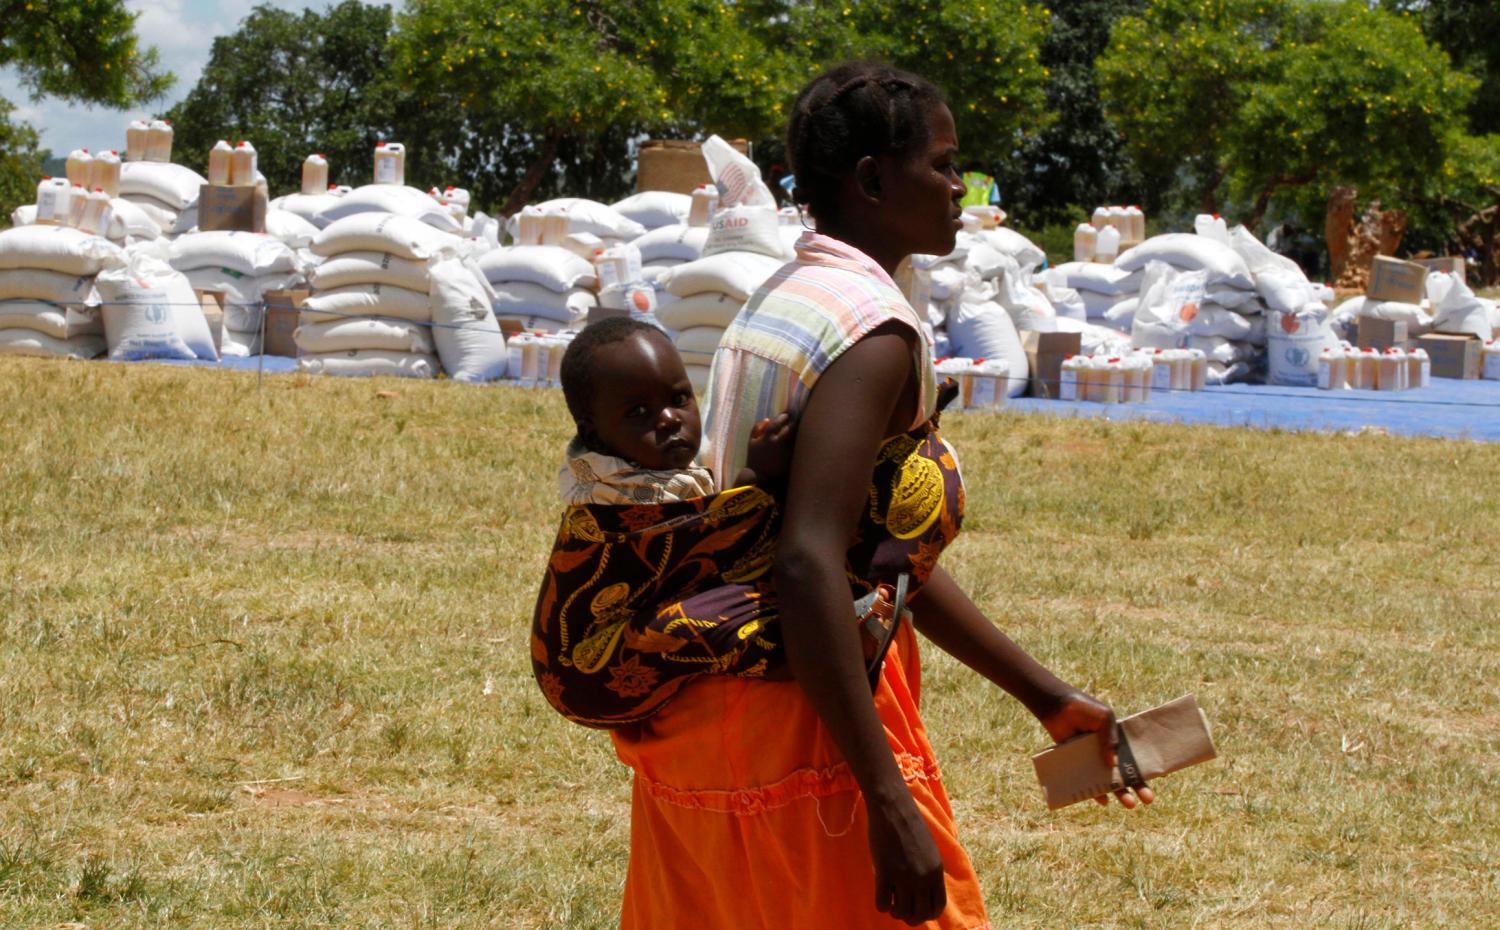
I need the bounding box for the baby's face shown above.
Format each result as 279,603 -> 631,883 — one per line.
585,331 -> 701,470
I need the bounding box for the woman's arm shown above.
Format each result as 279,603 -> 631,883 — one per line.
773,326 -> 947,925
909,565 -> 1153,808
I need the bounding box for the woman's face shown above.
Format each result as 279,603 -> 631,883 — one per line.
882,104 -> 966,259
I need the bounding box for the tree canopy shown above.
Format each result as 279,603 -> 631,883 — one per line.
166,2 -> 427,195
0,0 -> 171,217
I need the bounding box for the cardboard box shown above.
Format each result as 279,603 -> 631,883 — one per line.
587,303 -> 627,326
1417,333 -> 1481,379
1366,255 -> 1426,304
637,138 -> 749,195
1415,256 -> 1466,283
198,184 -> 267,233
1021,330 -> 1082,398
1354,317 -> 1409,351
195,289 -> 225,351
261,288 -> 308,358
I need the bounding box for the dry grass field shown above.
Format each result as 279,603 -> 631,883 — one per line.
1,356 -> 1496,929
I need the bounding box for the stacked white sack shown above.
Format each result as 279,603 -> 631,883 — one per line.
917,226 -> 1038,397
632,224 -> 710,284
646,134 -> 797,391
504,197 -> 646,246
654,209 -> 789,391
94,253 -> 218,361
298,212 -> 459,378
1424,271 -> 1494,342
612,191 -> 692,231
118,161 -> 207,236
7,200 -> 159,247
270,189 -> 345,230
655,249 -> 783,393
0,225 -> 119,359
427,256 -> 508,382
167,231 -> 302,357
1042,262 -> 1142,331
314,184 -> 462,234
476,245 -> 597,333
1118,230 -> 1274,384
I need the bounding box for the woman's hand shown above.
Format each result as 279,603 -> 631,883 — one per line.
1036,690 -> 1156,809
868,792 -> 947,925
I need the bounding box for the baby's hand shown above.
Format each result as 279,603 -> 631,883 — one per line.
745,413 -> 796,483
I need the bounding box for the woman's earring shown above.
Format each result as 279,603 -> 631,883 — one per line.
799,207 -> 815,231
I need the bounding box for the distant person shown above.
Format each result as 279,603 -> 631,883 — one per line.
959,162 -> 1001,209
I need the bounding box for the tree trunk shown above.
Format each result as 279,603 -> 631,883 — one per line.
1326,186 -> 1408,292
500,126 -> 563,219
1456,203 -> 1500,287
1198,167 -> 1224,216
1244,172 -> 1317,233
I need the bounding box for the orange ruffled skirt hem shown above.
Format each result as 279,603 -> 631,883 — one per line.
611,623 -> 990,930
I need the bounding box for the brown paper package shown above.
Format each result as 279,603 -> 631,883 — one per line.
1031,694 -> 1217,810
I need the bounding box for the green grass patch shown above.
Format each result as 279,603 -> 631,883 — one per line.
1,357 -> 1496,929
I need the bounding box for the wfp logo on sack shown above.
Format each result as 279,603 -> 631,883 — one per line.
145,301 -> 168,324
1285,346 -> 1309,367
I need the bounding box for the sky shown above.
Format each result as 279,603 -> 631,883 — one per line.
1,0 -> 374,158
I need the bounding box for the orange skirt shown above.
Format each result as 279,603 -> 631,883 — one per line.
611,622 -> 990,930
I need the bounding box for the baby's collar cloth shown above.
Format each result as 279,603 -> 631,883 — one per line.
559,438 -> 716,506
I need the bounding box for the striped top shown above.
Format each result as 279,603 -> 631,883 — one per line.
701,232 -> 936,480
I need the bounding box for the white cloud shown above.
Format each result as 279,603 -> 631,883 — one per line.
1,0 -> 358,157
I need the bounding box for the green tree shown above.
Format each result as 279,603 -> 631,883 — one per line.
1384,0 -> 1500,136
1098,0 -> 1289,215
1006,0 -> 1146,224
166,2 -> 429,197
1,0 -> 171,218
390,0 -> 1052,215
1099,0 -> 1475,244
1227,1 -> 1475,232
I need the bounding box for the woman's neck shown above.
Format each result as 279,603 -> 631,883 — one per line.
811,215 -> 903,276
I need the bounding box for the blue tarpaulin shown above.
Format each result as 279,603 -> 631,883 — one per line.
118,355 -> 1500,442
1006,379 -> 1500,442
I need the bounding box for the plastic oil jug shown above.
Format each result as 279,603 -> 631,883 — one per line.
207,140 -> 233,185
33,178 -> 70,225
302,154 -> 329,194
373,142 -> 406,185
1073,223 -> 1097,263
145,119 -> 173,162
231,142 -> 257,186
65,149 -> 92,188
125,120 -> 150,162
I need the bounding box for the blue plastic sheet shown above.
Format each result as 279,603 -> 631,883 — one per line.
1006,379 -> 1500,442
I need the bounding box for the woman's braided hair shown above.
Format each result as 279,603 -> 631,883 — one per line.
787,61 -> 946,225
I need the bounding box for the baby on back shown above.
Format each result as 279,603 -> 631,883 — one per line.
558,316 -> 792,505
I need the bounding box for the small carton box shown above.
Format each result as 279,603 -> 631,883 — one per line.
195,289 -> 226,351
1366,255 -> 1427,304
1415,256 -> 1466,283
497,318 -> 525,339
1021,330 -> 1082,399
1354,317 -> 1409,351
1416,333 -> 1481,380
637,138 -> 750,194
261,288 -> 308,358
587,303 -> 627,326
198,184 -> 267,233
